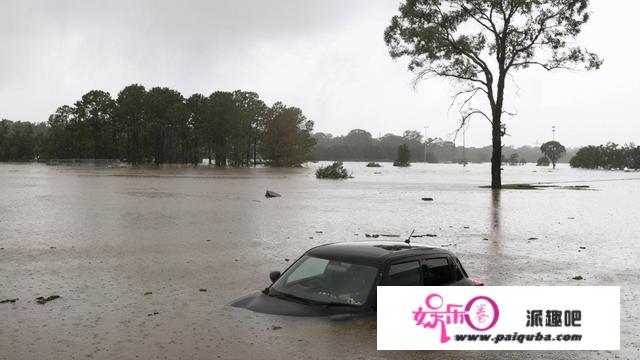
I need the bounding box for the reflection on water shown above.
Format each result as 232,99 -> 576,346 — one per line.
0,162 -> 639,359
485,190 -> 503,285
490,189 -> 501,231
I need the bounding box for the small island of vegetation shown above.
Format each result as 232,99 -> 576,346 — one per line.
316,161 -> 351,179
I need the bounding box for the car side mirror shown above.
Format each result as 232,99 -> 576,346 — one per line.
269,271 -> 281,282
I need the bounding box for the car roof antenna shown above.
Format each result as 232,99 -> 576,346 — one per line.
405,229 -> 415,245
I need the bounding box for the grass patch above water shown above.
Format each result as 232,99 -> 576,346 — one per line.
479,184 -> 593,190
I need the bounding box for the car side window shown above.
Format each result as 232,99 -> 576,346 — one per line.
422,257 -> 454,285
388,261 -> 421,286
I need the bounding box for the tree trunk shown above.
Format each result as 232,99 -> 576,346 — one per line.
490,69 -> 507,189
253,134 -> 258,167
491,120 -> 502,189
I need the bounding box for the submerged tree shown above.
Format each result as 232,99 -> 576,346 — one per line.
74,90 -> 116,159
394,143 -> 411,167
541,140 -> 566,168
385,0 -> 601,188
260,102 -> 316,167
536,156 -> 550,167
115,84 -> 146,164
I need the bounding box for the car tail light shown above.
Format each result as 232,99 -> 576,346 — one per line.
473,279 -> 484,286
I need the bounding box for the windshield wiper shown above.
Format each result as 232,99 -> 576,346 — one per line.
317,301 -> 360,308
270,290 -> 361,307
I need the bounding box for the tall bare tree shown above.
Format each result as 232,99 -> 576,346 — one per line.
385,0 -> 601,188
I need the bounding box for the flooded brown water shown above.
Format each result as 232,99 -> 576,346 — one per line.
1,162 -> 639,359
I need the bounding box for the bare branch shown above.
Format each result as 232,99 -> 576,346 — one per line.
415,68 -> 488,87
448,86 -> 487,111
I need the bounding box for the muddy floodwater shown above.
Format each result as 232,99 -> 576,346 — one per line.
1,162 -> 639,359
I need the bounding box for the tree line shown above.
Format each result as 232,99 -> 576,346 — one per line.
0,85 -> 315,166
312,129 -> 578,164
0,120 -> 47,162
570,143 -> 640,170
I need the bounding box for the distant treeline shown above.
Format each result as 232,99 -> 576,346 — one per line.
0,85 -> 315,166
312,129 -> 578,164
570,143 -> 640,170
0,120 -> 47,162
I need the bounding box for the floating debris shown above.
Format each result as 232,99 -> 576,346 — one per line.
0,298 -> 18,304
528,237 -> 539,241
144,291 -> 152,296
421,197 -> 434,201
365,233 -> 400,238
271,325 -> 282,331
579,246 -> 586,250
199,288 -> 207,292
36,295 -> 60,304
148,311 -> 159,316
265,190 -> 281,198
411,234 -> 437,238
572,276 -> 584,281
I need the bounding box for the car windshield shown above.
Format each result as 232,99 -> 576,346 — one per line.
270,255 -> 378,306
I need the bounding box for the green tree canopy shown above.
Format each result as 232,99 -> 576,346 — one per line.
260,102 -> 315,167
115,84 -> 146,164
540,140 -> 566,168
74,90 -> 116,159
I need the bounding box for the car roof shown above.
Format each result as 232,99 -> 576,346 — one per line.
305,241 -> 455,267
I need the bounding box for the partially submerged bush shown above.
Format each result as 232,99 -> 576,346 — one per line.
366,162 -> 382,167
536,156 -> 550,166
393,161 -> 410,167
316,161 -> 351,179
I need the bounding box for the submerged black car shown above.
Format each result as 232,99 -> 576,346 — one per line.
231,241 -> 483,316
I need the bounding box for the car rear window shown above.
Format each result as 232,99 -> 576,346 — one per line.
422,257 -> 454,285
388,261 -> 421,286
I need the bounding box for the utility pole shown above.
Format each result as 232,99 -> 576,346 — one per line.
462,124 -> 467,167
423,126 -> 429,163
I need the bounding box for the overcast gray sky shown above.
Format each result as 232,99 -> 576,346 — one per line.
1,0 -> 637,147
